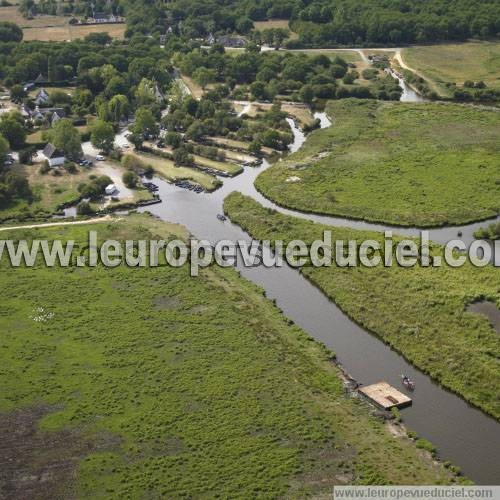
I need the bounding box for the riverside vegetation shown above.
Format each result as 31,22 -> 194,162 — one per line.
0,215 -> 458,497
224,193 -> 500,420
255,99 -> 500,227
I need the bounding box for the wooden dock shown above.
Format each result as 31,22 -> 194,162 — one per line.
358,381 -> 412,410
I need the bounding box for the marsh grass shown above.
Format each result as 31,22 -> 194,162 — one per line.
0,214 -> 456,496
256,99 -> 500,227
224,193 -> 500,420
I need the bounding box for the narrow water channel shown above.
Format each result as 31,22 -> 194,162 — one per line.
139,115 -> 500,484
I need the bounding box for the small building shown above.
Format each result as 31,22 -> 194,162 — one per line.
34,88 -> 50,106
358,381 -> 412,410
105,184 -> 117,195
42,143 -> 65,167
50,108 -> 66,126
23,82 -> 35,93
154,84 -> 165,103
34,73 -> 48,85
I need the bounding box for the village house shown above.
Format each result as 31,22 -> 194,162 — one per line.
34,88 -> 50,106
91,13 -> 123,23
42,143 -> 65,167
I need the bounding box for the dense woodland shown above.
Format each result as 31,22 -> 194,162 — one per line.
122,0 -> 500,46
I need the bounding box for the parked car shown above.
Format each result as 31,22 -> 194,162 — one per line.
96,154 -> 105,161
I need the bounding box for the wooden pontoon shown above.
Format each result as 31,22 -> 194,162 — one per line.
358,381 -> 412,410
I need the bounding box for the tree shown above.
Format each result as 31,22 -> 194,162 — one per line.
0,22 -> 23,43
48,119 -> 82,159
248,140 -> 261,155
84,32 -> 112,45
135,78 -> 157,106
192,68 -> 216,90
299,84 -> 314,104
77,200 -> 93,215
90,119 -> 115,154
0,112 -> 26,150
109,94 -> 130,123
0,133 -> 8,167
122,170 -> 138,188
132,107 -> 158,138
10,84 -> 25,101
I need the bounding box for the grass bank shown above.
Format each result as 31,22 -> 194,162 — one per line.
255,99 -> 500,227
224,193 -> 500,420
0,214 -> 456,496
125,151 -> 221,191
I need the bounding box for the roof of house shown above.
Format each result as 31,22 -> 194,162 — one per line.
43,143 -> 65,159
35,74 -> 48,84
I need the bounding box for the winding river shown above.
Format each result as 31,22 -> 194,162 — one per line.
136,104 -> 500,483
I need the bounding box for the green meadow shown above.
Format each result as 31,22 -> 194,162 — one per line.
224,193 -> 500,420
255,99 -> 500,227
0,215 -> 455,497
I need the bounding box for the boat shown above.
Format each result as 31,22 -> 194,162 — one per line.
401,374 -> 415,391
217,214 -> 227,222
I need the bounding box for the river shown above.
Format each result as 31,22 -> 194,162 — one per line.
136,109 -> 500,483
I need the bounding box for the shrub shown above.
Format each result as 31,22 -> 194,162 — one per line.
39,161 -> 51,175
123,170 -> 138,188
76,201 -> 92,215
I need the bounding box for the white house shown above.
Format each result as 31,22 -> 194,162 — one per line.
42,143 -> 65,167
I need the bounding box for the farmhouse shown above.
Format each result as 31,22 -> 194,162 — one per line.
42,143 -> 65,167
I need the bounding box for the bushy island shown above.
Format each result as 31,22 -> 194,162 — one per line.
255,99 -> 500,227
0,215 -> 459,497
224,193 -> 500,420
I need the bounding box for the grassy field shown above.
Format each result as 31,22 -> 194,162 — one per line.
0,165 -> 88,223
287,49 -> 363,64
23,23 -> 126,42
0,7 -> 126,41
401,42 -> 500,97
192,154 -> 243,175
0,161 -> 152,223
256,99 -> 500,227
253,19 -> 298,40
0,214 -> 457,497
209,136 -> 276,156
125,151 -> 221,191
224,193 -> 500,420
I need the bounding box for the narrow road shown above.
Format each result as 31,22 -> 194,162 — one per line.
0,215 -> 117,232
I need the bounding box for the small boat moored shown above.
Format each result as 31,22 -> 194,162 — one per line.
401,374 -> 415,391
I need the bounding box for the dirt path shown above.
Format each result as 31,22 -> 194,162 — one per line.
0,215 -> 118,232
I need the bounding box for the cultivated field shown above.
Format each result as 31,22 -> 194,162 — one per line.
0,215 -> 455,497
401,42 -> 500,97
256,99 -> 500,227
